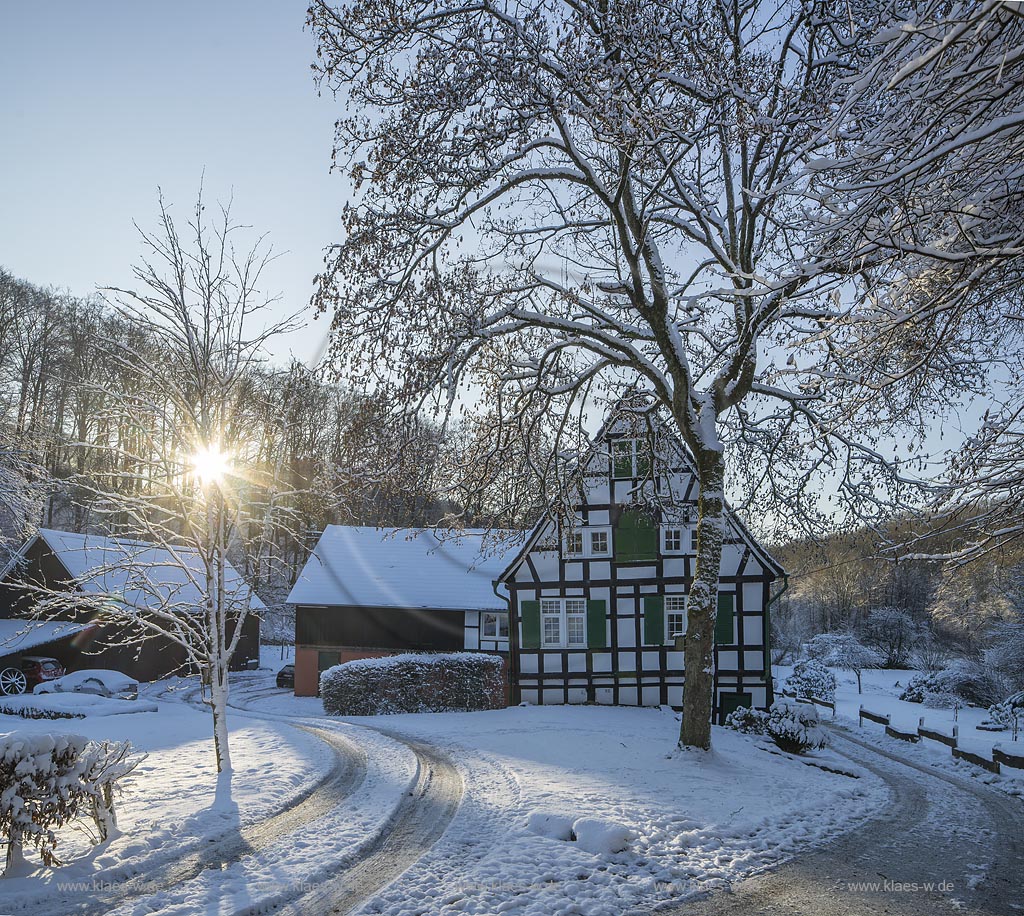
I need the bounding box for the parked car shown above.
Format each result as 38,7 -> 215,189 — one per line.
0,656 -> 65,696
34,668 -> 139,701
276,664 -> 295,689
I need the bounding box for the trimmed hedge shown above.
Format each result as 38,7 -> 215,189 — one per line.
321,652 -> 505,716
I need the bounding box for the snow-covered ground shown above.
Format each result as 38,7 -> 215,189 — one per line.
245,685 -> 887,916
0,677 -> 333,907
776,666 -> 1024,790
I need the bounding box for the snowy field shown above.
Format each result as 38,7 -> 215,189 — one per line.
777,666 -> 1024,790
0,678 -> 334,908
245,685 -> 887,916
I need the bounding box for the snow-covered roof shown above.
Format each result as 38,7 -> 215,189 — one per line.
287,526 -> 517,611
0,619 -> 86,656
23,529 -> 266,614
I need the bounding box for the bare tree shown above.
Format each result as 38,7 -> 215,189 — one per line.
306,0 -> 945,748
819,2 -> 1024,563
35,192 -> 300,785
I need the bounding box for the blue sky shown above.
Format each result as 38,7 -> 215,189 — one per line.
0,0 -> 346,365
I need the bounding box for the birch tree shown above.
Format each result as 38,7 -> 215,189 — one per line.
306,0 -> 941,749
35,192 -> 299,782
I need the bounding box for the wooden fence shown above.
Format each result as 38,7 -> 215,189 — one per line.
855,705 -> 1024,777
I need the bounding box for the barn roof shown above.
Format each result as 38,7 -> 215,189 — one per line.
7,529 -> 266,615
0,619 -> 86,656
287,526 -> 520,611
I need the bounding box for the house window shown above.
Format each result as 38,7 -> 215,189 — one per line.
564,530 -> 584,557
662,526 -> 697,554
482,612 -> 509,639
610,438 -> 652,478
665,595 -> 687,641
662,527 -> 683,554
540,597 -> 587,648
563,525 -> 612,558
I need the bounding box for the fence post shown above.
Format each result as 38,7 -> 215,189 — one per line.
858,705 -> 863,728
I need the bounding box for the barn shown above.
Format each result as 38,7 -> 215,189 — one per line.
287,526 -> 512,696
0,528 -> 262,683
496,411 -> 784,722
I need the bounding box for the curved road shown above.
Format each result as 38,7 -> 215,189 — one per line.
655,728 -> 1024,916
228,680 -> 465,916
14,679 -> 463,916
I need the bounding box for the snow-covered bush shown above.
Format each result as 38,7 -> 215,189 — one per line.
900,660 -> 1004,707
899,671 -> 939,703
724,705 -> 768,735
0,735 -> 141,874
864,607 -> 918,668
803,633 -> 879,693
986,691 -> 1023,738
321,652 -> 505,716
765,702 -> 829,754
782,659 -> 836,702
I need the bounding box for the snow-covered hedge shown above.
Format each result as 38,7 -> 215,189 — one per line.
0,701 -> 82,720
783,660 -> 837,702
900,660 -> 1004,707
766,702 -> 829,754
0,735 -> 141,874
321,652 -> 506,716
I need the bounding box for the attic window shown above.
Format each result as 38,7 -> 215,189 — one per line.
610,438 -> 651,479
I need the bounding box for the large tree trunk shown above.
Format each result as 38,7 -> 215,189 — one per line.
679,448 -> 727,750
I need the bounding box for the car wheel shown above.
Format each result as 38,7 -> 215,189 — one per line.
0,666 -> 28,696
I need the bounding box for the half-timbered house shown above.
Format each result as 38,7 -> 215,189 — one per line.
496,411 -> 784,722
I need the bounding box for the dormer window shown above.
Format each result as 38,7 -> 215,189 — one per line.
611,438 -> 651,479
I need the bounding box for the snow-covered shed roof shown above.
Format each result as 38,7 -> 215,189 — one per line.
287,526 -> 518,611
10,529 -> 265,614
0,619 -> 86,656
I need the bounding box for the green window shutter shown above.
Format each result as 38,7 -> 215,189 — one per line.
521,600 -> 541,649
586,599 -> 607,648
616,509 -> 658,563
644,595 -> 665,645
715,592 -> 735,644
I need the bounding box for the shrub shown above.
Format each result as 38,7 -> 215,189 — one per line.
724,706 -> 768,735
987,691 -> 1024,736
900,660 -> 1004,707
0,735 -> 142,874
321,652 -> 505,716
803,633 -> 879,693
899,671 -> 940,703
783,659 -> 837,702
766,702 -> 829,754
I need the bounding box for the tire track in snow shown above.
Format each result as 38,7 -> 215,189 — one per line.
267,734 -> 464,916
226,680 -> 466,916
649,727 -> 1024,916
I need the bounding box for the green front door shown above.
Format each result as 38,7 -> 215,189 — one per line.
719,691 -> 752,723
